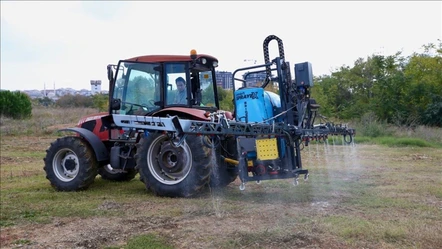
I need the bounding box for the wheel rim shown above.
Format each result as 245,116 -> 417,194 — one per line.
52,148 -> 80,182
103,164 -> 119,174
147,135 -> 192,185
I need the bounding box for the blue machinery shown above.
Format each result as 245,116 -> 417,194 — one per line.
230,35 -> 354,189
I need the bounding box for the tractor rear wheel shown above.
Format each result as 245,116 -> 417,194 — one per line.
44,136 -> 98,191
98,165 -> 137,181
135,132 -> 212,197
210,158 -> 238,188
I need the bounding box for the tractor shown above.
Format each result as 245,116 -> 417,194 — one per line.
43,35 -> 355,197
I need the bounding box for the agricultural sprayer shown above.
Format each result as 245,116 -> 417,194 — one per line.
44,35 -> 355,197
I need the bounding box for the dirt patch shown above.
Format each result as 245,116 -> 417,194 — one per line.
1,205 -> 348,249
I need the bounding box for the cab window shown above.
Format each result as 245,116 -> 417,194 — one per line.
199,71 -> 216,107
165,63 -> 187,105
113,62 -> 161,114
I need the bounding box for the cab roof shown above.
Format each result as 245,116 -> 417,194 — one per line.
124,54 -> 218,63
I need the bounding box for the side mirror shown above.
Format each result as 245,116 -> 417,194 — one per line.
111,98 -> 121,110
107,65 -> 114,81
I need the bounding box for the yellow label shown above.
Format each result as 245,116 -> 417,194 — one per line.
256,138 -> 279,160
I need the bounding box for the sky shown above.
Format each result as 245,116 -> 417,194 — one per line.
1,1 -> 441,91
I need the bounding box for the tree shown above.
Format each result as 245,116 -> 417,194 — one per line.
403,41 -> 442,126
422,94 -> 442,126
312,39 -> 441,127
92,93 -> 109,112
217,87 -> 234,112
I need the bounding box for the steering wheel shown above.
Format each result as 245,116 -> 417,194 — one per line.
148,99 -> 156,106
121,101 -> 151,115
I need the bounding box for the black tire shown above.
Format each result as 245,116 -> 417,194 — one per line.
43,136 -> 98,191
135,132 -> 212,197
210,158 -> 238,188
98,165 -> 137,181
209,137 -> 238,188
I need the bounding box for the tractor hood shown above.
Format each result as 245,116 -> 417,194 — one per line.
77,112 -> 109,127
152,107 -> 211,121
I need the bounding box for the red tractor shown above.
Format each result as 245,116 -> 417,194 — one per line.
44,35 -> 354,197
44,50 -> 239,197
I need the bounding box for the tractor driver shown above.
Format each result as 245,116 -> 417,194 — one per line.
173,77 -> 187,104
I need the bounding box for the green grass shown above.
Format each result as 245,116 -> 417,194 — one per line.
1,108 -> 442,248
106,233 -> 175,249
322,215 -> 408,243
377,136 -> 436,147
339,135 -> 441,148
0,176 -> 147,226
1,141 -> 441,248
11,239 -> 32,247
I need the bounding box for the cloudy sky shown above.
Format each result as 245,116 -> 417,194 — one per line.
1,1 -> 441,91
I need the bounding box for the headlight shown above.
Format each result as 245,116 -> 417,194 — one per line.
213,61 -> 218,67
201,58 -> 207,64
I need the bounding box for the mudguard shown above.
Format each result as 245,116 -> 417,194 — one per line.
59,127 -> 110,162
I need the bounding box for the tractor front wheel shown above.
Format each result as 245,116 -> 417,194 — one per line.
43,136 -> 98,191
136,133 -> 212,197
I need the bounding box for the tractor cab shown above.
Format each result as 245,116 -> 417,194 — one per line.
107,51 -> 220,116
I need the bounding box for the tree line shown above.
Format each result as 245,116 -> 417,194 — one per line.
311,41 -> 441,127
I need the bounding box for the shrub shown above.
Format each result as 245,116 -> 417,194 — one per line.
0,90 -> 32,119
55,94 -> 94,108
357,112 -> 393,138
34,97 -> 55,107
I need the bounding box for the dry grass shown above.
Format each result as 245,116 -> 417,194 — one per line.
394,125 -> 442,144
0,106 -> 98,136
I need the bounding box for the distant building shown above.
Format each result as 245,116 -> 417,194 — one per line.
90,80 -> 102,94
47,91 -> 56,98
25,90 -> 44,99
243,71 -> 268,87
215,71 -> 233,89
80,89 -> 92,96
22,85 -> 102,100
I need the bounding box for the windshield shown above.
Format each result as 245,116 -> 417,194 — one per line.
113,62 -> 161,114
111,60 -> 218,114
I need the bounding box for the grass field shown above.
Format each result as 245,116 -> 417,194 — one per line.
1,107 -> 441,248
